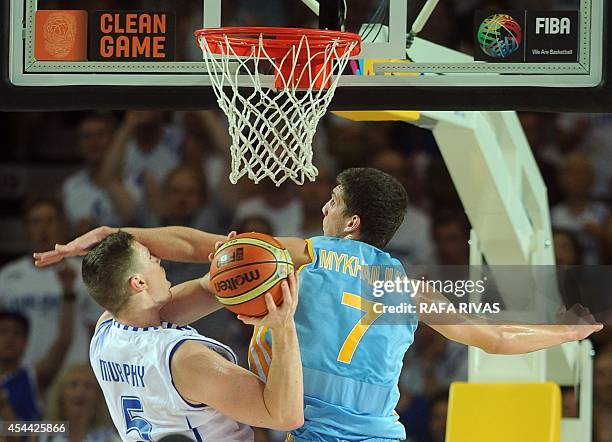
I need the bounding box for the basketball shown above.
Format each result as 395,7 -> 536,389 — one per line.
209,232 -> 294,317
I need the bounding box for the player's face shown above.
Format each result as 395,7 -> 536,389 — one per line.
132,242 -> 172,305
0,319 -> 27,362
322,185 -> 350,237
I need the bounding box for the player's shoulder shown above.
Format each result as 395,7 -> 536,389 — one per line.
170,340 -> 230,375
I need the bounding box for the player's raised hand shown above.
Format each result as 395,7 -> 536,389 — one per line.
208,231 -> 237,261
238,272 -> 299,330
33,226 -> 113,267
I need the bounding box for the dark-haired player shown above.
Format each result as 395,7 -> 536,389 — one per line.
36,167 -> 602,442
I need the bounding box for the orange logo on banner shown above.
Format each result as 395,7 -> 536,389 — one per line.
90,11 -> 176,61
35,10 -> 87,61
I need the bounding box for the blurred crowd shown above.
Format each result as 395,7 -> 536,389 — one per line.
1,107 -> 611,441
2,0 -> 612,441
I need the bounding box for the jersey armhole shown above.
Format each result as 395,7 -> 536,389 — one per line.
168,339 -> 208,409
297,239 -> 315,274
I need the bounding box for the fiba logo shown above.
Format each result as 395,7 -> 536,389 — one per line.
477,14 -> 522,58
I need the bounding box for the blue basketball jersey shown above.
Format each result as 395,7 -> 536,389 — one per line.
248,236 -> 418,441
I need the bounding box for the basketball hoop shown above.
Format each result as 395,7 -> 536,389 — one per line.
195,27 -> 361,185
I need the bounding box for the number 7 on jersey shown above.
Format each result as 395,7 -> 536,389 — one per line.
337,292 -> 384,364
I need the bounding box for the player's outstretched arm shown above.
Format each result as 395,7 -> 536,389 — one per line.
33,226 -> 228,267
277,237 -> 312,269
171,273 -> 304,431
160,274 -> 224,325
416,289 -> 603,354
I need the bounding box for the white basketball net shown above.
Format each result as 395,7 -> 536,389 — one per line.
197,31 -> 357,186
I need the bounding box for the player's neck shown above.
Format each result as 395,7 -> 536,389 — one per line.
114,301 -> 163,328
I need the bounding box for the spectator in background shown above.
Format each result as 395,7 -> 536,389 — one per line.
556,113 -> 612,200
138,166 -> 222,285
0,198 -> 100,365
552,152 -> 609,264
553,228 -> 583,266
140,166 -> 222,232
432,214 -> 470,266
181,111 -> 230,195
593,343 -> 612,442
554,113 -> 591,156
40,364 -> 117,442
325,117 -> 384,169
179,110 -> 243,224
233,180 -> 304,237
62,113 -> 136,236
101,111 -> 183,206
372,148 -> 434,264
0,291 -> 75,422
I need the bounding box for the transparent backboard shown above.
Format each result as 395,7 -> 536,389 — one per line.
1,0 -> 610,111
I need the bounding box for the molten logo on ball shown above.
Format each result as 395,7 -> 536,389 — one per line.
214,270 -> 261,292
477,14 -> 522,58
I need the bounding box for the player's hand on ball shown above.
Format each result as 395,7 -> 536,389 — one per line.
237,272 -> 299,330
33,226 -> 112,267
208,231 -> 237,261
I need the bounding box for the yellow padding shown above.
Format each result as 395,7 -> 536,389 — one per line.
362,59 -> 417,76
332,110 -> 420,122
446,382 -> 561,442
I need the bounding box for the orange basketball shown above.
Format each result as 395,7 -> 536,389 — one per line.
209,232 -> 294,317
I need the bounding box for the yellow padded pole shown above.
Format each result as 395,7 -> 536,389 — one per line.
332,110 -> 420,122
446,382 -> 561,442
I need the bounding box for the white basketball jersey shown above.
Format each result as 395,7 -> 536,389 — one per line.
90,319 -> 254,442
